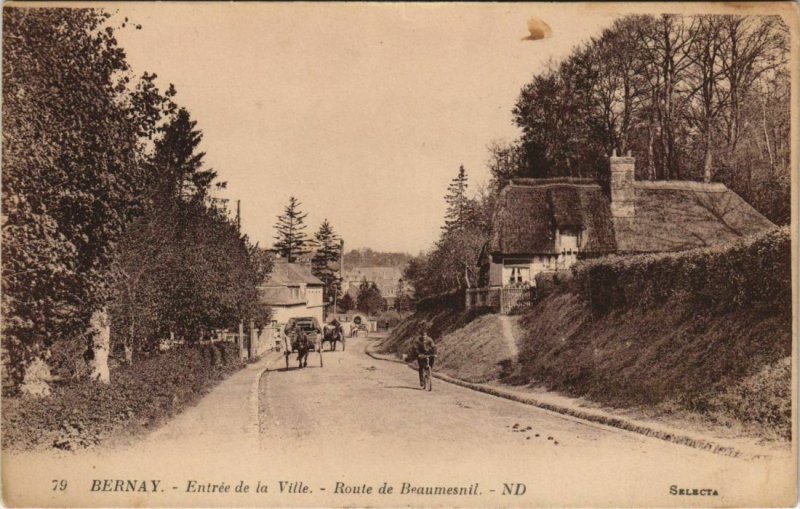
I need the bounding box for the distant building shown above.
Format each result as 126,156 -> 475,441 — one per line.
259,259 -> 324,326
341,266 -> 403,305
482,153 -> 774,288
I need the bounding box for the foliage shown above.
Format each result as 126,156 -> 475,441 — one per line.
570,227 -> 790,317
311,219 -> 342,304
376,310 -> 402,329
1,8 -> 174,387
150,108 -> 219,201
2,342 -> 245,451
713,357 -> 790,439
442,165 -> 478,234
356,280 -> 386,316
109,106 -> 271,358
392,278 -> 412,312
403,165 -> 488,300
505,14 -> 790,224
338,293 -> 355,313
272,196 -> 310,263
2,8 -> 271,392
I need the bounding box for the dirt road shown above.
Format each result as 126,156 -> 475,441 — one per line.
257,336 -> 794,507
3,336 -> 793,507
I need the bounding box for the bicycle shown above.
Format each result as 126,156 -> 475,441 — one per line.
418,354 -> 435,392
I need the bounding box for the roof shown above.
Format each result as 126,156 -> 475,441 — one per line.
258,259 -> 324,307
489,180 -> 616,255
489,179 -> 773,256
258,287 -> 306,306
613,182 -> 774,253
264,259 -> 324,286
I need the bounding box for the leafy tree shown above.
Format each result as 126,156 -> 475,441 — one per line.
401,256 -> 428,303
272,196 -> 309,263
356,280 -> 386,316
311,219 -> 342,303
110,110 -> 271,360
508,13 -> 789,223
338,293 -> 355,313
393,278 -> 412,312
2,8 -> 173,391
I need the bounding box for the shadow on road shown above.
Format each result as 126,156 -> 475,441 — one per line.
384,385 -> 424,391
273,365 -> 323,372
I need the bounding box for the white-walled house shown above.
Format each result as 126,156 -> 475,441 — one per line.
481,154 -> 774,289
259,259 -> 325,327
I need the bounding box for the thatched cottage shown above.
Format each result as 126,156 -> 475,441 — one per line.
483,153 -> 774,288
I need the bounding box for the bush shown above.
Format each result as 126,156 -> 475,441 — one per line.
2,342 -> 244,451
570,227 -> 790,317
377,310 -> 402,329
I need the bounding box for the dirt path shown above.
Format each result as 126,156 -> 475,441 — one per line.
498,315 -> 519,358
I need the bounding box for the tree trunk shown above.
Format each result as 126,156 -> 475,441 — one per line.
647,119 -> 657,180
124,318 -> 135,364
703,128 -> 714,183
86,308 -> 111,384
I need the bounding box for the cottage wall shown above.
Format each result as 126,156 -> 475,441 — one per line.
492,253 -> 580,287
305,286 -> 325,324
269,287 -> 324,328
270,304 -> 308,325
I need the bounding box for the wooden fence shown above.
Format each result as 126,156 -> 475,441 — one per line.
220,322 -> 280,361
465,287 -> 536,314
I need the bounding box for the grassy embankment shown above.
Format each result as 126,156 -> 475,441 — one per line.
381,228 -> 791,440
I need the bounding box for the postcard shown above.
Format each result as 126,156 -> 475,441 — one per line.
1,2 -> 796,507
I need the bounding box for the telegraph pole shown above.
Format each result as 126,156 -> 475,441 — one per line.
332,238 -> 344,314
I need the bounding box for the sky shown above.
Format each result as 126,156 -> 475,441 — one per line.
111,3 -> 616,254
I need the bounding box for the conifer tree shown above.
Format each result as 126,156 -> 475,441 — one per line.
442,165 -> 477,233
272,196 -> 309,263
151,108 -> 218,202
311,219 -> 342,302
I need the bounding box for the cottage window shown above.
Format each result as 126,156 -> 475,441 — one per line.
507,267 -> 529,285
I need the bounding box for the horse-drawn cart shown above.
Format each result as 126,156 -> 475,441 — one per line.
283,317 -> 323,369
321,320 -> 345,351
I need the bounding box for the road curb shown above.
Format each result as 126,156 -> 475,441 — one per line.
248,351 -> 284,445
364,343 -> 759,460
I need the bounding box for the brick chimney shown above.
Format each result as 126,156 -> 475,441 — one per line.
609,150 -> 635,218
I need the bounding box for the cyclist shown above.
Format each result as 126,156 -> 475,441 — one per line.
410,327 -> 437,388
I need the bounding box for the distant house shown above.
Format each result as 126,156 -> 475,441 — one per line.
325,310 -> 378,335
341,266 -> 402,306
259,259 -> 325,326
483,153 -> 774,288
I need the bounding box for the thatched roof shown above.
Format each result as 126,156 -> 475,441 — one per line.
614,182 -> 774,253
489,179 -> 773,256
489,180 -> 616,255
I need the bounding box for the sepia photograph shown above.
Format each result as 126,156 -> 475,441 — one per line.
1,2 -> 797,507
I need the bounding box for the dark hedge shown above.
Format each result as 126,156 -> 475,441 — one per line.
2,342 -> 244,451
571,227 -> 790,317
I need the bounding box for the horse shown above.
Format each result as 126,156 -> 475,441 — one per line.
294,332 -> 312,368
321,321 -> 345,351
